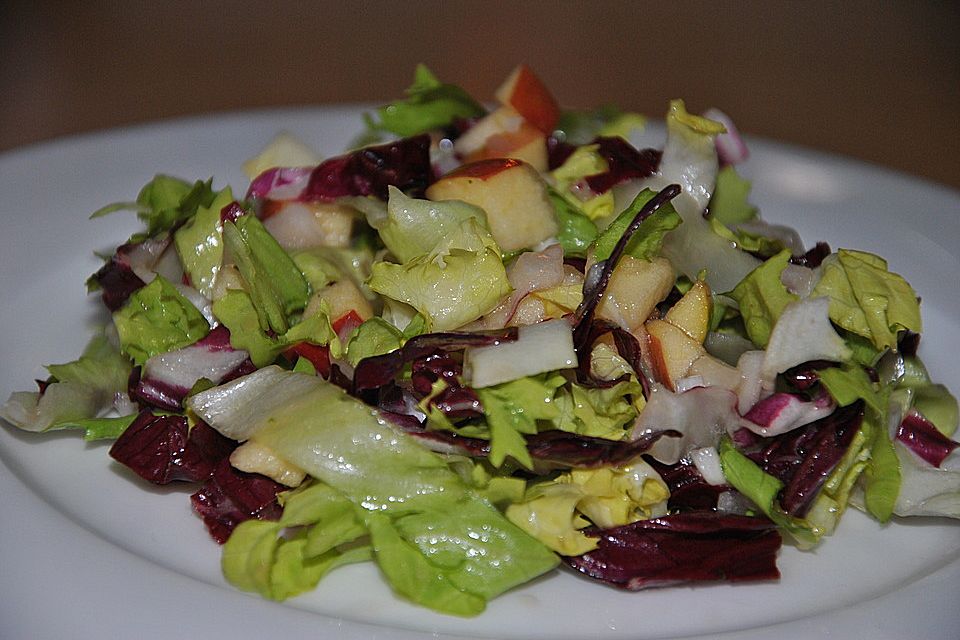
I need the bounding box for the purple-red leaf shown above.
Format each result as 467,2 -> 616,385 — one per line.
896,410 -> 959,468
109,412 -> 236,485
584,137 -> 661,194
190,459 -> 285,544
565,512 -> 781,590
353,328 -> 517,392
247,135 -> 434,204
748,401 -> 864,516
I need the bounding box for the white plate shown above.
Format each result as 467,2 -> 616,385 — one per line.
1,108 -> 958,640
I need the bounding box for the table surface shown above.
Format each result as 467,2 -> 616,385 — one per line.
2,1 -> 957,189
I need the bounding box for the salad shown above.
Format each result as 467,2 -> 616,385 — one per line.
2,64 -> 958,617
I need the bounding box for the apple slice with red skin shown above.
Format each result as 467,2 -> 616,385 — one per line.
495,64 -> 561,134
426,158 -> 558,252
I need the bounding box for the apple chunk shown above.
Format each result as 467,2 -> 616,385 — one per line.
664,279 -> 712,344
426,159 -> 558,252
495,64 -> 561,134
596,256 -> 675,331
645,318 -> 705,391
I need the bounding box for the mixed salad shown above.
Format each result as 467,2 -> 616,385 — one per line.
3,64 -> 959,617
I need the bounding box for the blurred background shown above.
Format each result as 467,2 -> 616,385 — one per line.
2,1 -> 958,188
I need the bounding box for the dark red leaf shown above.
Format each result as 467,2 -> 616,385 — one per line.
565,512 -> 781,590
190,459 -> 285,544
897,410 -> 959,468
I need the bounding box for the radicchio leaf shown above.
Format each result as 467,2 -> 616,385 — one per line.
89,243 -> 148,311
584,137 -> 661,194
353,328 -> 517,392
246,134 -> 434,204
109,412 -> 236,485
896,410 -> 959,468
565,512 -> 781,589
748,401 -> 864,516
190,459 -> 285,544
645,456 -> 727,511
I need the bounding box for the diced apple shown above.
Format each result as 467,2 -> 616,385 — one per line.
664,280 -> 712,344
425,159 -> 558,252
230,440 -> 306,487
305,278 -> 373,322
645,319 -> 705,391
262,201 -> 354,250
494,64 -> 561,134
454,106 -> 525,157
466,122 -> 548,172
242,132 -> 319,180
596,256 -> 675,331
686,353 -> 741,391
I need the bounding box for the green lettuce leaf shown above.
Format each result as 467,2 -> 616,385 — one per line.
592,188 -> 682,262
728,249 -> 798,348
368,65 -> 484,137
812,249 -> 922,350
223,214 -> 310,335
552,378 -> 642,440
213,290 -> 338,368
345,317 -> 404,366
91,175 -> 217,241
718,438 -> 820,548
113,276 -> 209,366
547,186 -> 598,257
475,374 -> 566,469
378,187 -> 490,263
709,165 -> 758,225
173,187 -> 234,298
818,365 -> 900,522
1,332 -> 134,435
196,368 -> 557,614
367,218 -> 511,331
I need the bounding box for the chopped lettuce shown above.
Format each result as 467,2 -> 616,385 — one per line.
728,250 -> 798,348
367,218 -> 511,331
194,368 -> 557,614
367,64 -> 484,137
173,187 -> 234,298
345,317 -> 404,366
818,365 -> 900,522
475,374 -> 566,469
378,187 -> 489,263
812,250 -> 922,350
709,165 -> 758,225
222,214 -> 310,335
112,276 -> 209,366
547,187 -> 599,257
1,332 -> 134,434
213,290 -> 339,368
592,188 -> 682,262
553,378 -> 643,440
91,175 -> 217,241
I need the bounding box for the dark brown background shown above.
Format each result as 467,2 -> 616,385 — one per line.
2,1 -> 958,189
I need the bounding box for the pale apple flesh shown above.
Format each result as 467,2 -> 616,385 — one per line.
664,279 -> 712,343
425,159 -> 558,253
595,256 -> 675,331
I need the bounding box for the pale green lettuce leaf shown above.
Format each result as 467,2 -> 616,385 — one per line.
379,187 -> 490,263
345,317 -> 404,366
475,374 -> 566,469
173,187 -> 234,298
368,64 -> 484,138
213,290 -> 339,368
112,276 -> 209,366
812,249 -> 922,350
368,218 -> 511,331
1,332 -> 134,434
709,165 -> 758,225
592,188 -> 682,262
728,249 -> 798,348
223,214 -> 310,335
